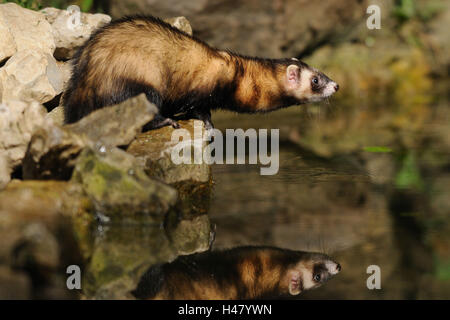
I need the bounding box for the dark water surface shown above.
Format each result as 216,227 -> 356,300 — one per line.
84,89 -> 449,299
208,90 -> 450,299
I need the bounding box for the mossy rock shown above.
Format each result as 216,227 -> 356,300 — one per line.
71,147 -> 178,222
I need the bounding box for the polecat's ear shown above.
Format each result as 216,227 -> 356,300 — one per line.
286,65 -> 300,87
288,270 -> 302,295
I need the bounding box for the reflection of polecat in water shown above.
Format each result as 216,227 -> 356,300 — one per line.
63,15 -> 339,129
132,246 -> 341,300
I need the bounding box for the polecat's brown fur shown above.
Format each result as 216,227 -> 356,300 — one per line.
63,15 -> 339,129
132,246 -> 341,300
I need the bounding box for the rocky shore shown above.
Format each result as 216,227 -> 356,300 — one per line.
0,3 -> 210,299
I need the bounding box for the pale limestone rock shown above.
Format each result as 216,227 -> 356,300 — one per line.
0,100 -> 47,169
0,3 -> 55,58
0,50 -> 63,104
0,152 -> 10,190
56,60 -> 73,91
46,106 -> 65,126
0,16 -> 16,63
41,7 -> 111,60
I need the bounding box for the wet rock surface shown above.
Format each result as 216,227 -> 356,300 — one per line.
128,120 -> 213,217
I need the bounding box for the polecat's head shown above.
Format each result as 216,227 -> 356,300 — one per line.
284,252 -> 341,296
284,58 -> 339,103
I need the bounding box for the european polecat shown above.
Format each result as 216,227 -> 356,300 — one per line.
132,246 -> 341,300
63,15 -> 339,129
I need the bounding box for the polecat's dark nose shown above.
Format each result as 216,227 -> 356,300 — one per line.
336,264 -> 341,272
334,84 -> 339,92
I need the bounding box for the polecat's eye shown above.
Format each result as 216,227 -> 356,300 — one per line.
312,77 -> 319,85
313,274 -> 321,282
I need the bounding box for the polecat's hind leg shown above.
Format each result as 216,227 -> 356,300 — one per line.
142,88 -> 180,131
143,114 -> 180,131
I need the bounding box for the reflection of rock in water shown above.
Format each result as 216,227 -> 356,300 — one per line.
133,246 -> 340,300
0,181 -> 89,299
83,213 -> 213,299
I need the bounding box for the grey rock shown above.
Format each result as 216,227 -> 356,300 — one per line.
67,93 -> 158,148
23,94 -> 157,180
127,120 -> 213,217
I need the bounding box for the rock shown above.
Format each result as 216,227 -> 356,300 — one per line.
67,93 -> 158,148
0,153 -> 10,190
128,120 -> 211,184
57,60 -> 73,91
164,16 -> 193,35
46,106 -> 65,126
0,16 -> 16,64
127,120 -> 212,217
83,224 -> 177,299
109,0 -> 368,57
0,50 -> 63,104
165,213 -> 213,255
13,222 -> 61,271
71,147 -> 178,222
84,215 -> 213,299
0,100 -> 47,170
41,7 -> 111,60
23,94 -> 157,180
0,3 -> 55,60
22,124 -> 85,180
